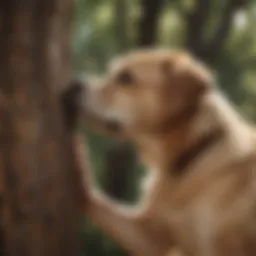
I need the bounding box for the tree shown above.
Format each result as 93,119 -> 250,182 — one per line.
137,0 -> 165,46
185,0 -> 247,65
0,0 -> 85,255
104,143 -> 136,200
114,0 -> 129,53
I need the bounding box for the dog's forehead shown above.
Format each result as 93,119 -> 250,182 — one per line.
109,54 -> 161,77
109,50 -> 192,73
109,57 -> 126,74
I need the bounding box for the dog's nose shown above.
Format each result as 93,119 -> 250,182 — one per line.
61,78 -> 87,129
69,78 -> 87,99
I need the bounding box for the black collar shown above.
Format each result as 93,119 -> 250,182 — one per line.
172,127 -> 225,174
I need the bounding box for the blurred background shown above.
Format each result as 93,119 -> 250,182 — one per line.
71,0 -> 256,255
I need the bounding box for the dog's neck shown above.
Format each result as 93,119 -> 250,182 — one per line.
136,90 -> 254,175
172,127 -> 224,174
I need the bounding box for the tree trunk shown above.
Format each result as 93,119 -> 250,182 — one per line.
114,0 -> 129,53
185,0 -> 247,66
0,0 -> 84,255
104,143 -> 136,201
137,0 -> 164,46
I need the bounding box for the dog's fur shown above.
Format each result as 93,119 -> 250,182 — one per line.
69,49 -> 256,256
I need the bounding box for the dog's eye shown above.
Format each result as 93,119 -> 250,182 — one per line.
116,70 -> 134,86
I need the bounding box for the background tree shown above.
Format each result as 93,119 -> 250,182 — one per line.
185,0 -> 246,65
137,0 -> 165,46
0,0 -> 85,255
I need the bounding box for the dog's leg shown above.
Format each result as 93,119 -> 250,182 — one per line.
73,135 -> 171,256
61,83 -> 172,256
88,191 -> 170,256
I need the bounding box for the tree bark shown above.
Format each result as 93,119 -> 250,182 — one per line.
0,0 -> 84,255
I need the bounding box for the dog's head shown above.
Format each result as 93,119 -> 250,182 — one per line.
78,49 -> 213,138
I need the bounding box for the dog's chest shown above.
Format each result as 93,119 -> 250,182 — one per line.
141,169 -> 159,193
139,170 -> 220,254
171,160 -> 256,255
140,169 -> 174,216
140,158 -> 256,255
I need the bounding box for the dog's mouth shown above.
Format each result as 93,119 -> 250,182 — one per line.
105,120 -> 122,133
63,78 -> 124,134
83,109 -> 123,134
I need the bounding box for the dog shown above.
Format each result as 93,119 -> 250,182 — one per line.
64,49 -> 256,256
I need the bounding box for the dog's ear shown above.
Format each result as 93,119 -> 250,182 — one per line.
162,53 -> 212,106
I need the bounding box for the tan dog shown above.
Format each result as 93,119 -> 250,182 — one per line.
72,49 -> 256,256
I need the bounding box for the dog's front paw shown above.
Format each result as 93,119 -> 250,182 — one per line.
60,79 -> 84,130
